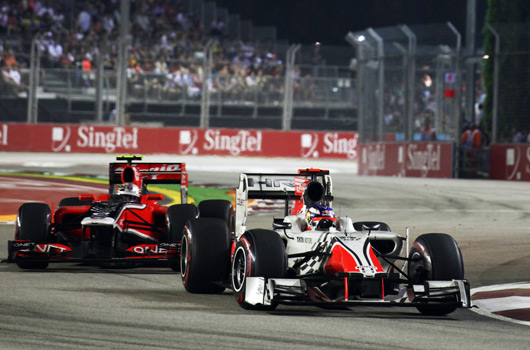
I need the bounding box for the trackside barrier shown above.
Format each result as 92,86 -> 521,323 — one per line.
0,123 -> 358,160
358,142 -> 454,178
489,144 -> 530,181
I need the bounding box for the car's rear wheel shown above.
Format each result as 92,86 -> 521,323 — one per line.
166,204 -> 199,271
180,218 -> 230,293
408,233 -> 464,316
15,203 -> 51,269
232,229 -> 286,310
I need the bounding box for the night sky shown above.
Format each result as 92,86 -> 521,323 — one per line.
213,0 -> 487,47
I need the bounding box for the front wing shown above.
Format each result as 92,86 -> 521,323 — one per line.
6,240 -> 178,264
244,277 -> 471,309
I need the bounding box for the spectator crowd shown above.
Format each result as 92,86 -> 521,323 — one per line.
0,0 -> 327,104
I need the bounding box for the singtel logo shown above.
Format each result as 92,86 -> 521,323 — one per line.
203,129 -> 262,156
77,126 -> 139,152
0,124 -> 7,145
406,144 -> 441,177
323,133 -> 357,159
364,144 -> 385,171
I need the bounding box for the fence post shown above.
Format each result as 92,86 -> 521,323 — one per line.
485,23 -> 499,145
366,28 -> 384,142
200,39 -> 216,128
27,34 -> 41,124
95,42 -> 108,123
115,0 -> 130,126
282,44 -> 301,131
447,22 -> 462,177
400,25 -> 416,142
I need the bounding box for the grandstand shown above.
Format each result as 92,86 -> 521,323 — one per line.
0,0 -> 357,131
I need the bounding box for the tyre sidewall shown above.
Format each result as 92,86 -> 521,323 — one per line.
180,217 -> 229,293
231,229 -> 286,309
15,203 -> 51,269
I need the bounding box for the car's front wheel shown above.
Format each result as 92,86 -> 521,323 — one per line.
232,229 -> 286,310
15,203 -> 51,269
408,233 -> 464,316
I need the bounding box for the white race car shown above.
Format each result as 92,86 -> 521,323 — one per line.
180,169 -> 471,315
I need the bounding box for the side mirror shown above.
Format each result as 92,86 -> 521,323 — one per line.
273,221 -> 292,230
147,194 -> 164,201
79,194 -> 96,202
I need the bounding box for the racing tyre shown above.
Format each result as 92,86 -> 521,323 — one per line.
408,233 -> 464,316
198,199 -> 234,234
180,218 -> 230,293
166,204 -> 199,271
232,229 -> 287,310
15,203 -> 51,269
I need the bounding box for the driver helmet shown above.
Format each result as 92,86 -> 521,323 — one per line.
112,182 -> 141,203
305,204 -> 337,230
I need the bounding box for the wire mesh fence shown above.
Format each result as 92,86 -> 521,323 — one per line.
347,23 -> 462,143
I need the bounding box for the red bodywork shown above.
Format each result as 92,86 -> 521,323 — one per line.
8,157 -> 189,265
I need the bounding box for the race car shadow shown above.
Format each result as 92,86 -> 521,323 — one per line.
269,307 -> 463,321
5,263 -> 178,274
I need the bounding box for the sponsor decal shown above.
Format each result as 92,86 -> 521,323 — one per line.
301,133 -> 319,158
363,144 -> 385,171
294,177 -> 310,195
526,147 -> 530,174
0,124 -> 7,145
204,129 -> 262,156
52,126 -> 71,152
127,244 -> 176,255
323,133 -> 358,159
354,265 -> 380,275
77,126 -> 138,152
179,129 -> 199,155
406,143 -> 441,177
12,241 -> 33,249
34,244 -> 71,254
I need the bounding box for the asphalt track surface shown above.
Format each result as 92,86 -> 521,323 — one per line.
1,153 -> 530,349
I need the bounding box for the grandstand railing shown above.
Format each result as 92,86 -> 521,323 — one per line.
0,67 -> 356,128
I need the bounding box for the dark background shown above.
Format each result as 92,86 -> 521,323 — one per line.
213,0 -> 488,47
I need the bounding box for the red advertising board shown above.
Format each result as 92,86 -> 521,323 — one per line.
490,144 -> 530,181
0,123 -> 358,160
358,142 -> 454,178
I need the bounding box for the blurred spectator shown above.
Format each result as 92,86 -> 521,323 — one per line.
512,128 -> 525,143
3,49 -> 16,68
77,8 -> 91,35
420,115 -> 437,141
461,123 -> 482,148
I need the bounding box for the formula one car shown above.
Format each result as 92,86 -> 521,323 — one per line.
180,169 -> 471,315
7,155 -> 232,270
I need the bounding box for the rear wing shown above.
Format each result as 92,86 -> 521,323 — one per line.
235,169 -> 333,237
109,158 -> 188,204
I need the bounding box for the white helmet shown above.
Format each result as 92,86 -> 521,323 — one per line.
112,183 -> 141,203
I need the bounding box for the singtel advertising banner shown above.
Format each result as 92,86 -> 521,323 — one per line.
0,123 -> 358,160
490,144 -> 530,181
358,142 -> 454,178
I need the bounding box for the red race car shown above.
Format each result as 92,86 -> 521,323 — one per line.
6,155 -> 233,270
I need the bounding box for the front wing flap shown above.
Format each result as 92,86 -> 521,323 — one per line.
244,277 -> 471,309
5,240 -> 178,263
